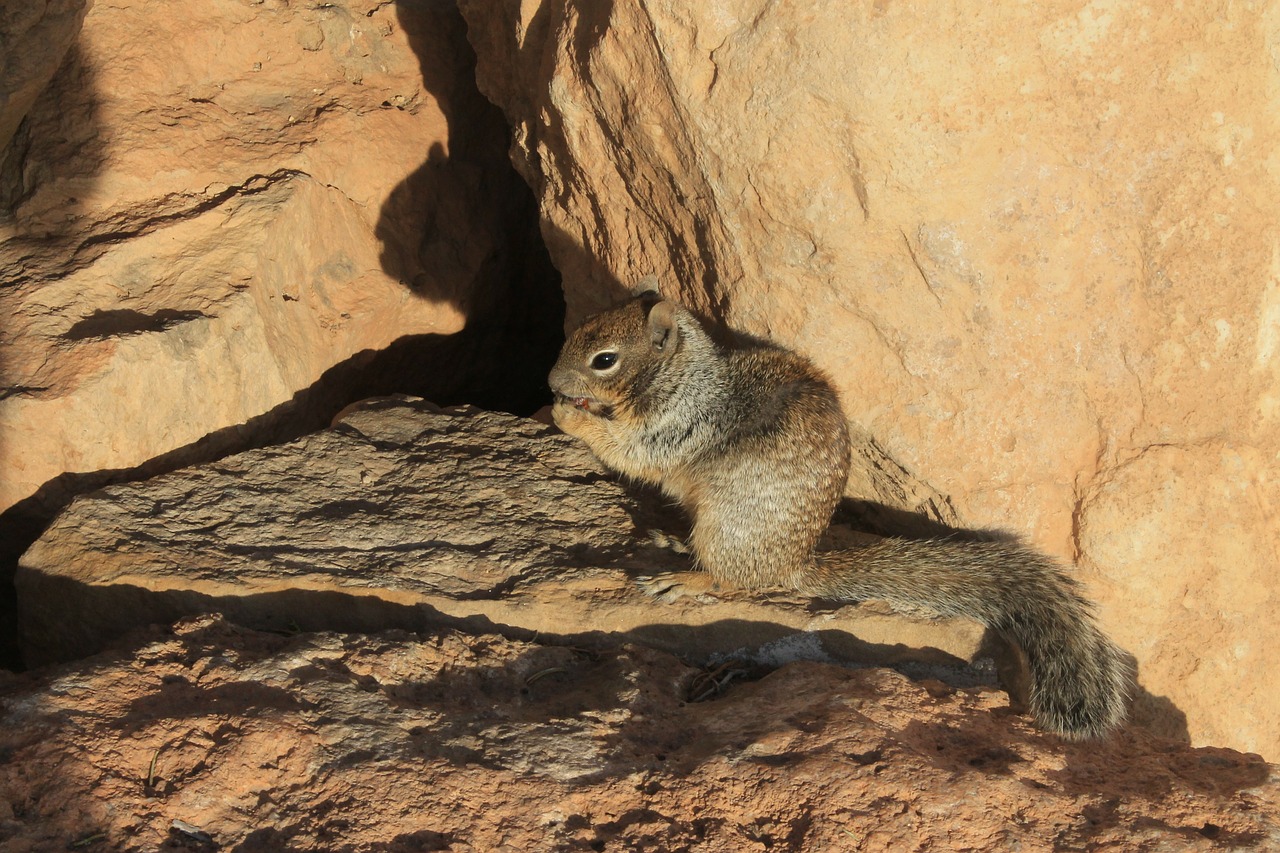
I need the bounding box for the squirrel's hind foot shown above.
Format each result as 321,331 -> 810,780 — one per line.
636,571 -> 718,602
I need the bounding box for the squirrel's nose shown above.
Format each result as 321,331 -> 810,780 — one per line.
547,363 -> 574,394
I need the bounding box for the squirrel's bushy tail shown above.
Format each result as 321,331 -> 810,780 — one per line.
804,538 -> 1131,739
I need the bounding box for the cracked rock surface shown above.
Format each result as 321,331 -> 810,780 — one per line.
18,399 -> 985,675
0,613 -> 1276,851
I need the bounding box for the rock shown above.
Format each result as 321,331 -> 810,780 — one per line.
458,0 -> 1280,758
0,0 -> 88,156
0,0 -> 561,533
0,613 -> 1276,851
17,399 -> 986,682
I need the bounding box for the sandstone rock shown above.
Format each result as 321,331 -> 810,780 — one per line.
17,399 -> 987,684
0,0 -> 88,157
0,613 -> 1276,851
459,0 -> 1280,758
0,0 -> 561,533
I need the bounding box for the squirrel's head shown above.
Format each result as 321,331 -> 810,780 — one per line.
548,290 -> 686,420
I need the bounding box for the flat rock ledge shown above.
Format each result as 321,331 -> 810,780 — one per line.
18,398 -> 985,674
0,615 -> 1275,851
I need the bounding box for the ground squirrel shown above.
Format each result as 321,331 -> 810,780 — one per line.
548,289 -> 1131,739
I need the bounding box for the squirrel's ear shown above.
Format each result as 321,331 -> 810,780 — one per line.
647,300 -> 678,352
631,274 -> 660,298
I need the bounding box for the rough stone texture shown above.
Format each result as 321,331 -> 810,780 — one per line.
1,614 -> 1276,852
459,0 -> 1280,758
0,1 -> 88,157
0,0 -> 560,531
18,399 -> 988,684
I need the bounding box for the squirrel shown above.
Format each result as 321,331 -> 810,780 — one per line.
548,287 -> 1131,739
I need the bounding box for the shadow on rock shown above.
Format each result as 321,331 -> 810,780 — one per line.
2,0 -> 568,674
1,7 -> 103,670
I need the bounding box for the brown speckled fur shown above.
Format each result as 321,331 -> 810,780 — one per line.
549,293 -> 1130,739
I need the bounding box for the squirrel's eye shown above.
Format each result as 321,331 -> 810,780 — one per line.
590,351 -> 618,370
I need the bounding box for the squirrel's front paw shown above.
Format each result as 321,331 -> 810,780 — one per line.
646,531 -> 693,555
636,571 -> 717,603
550,397 -> 586,432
